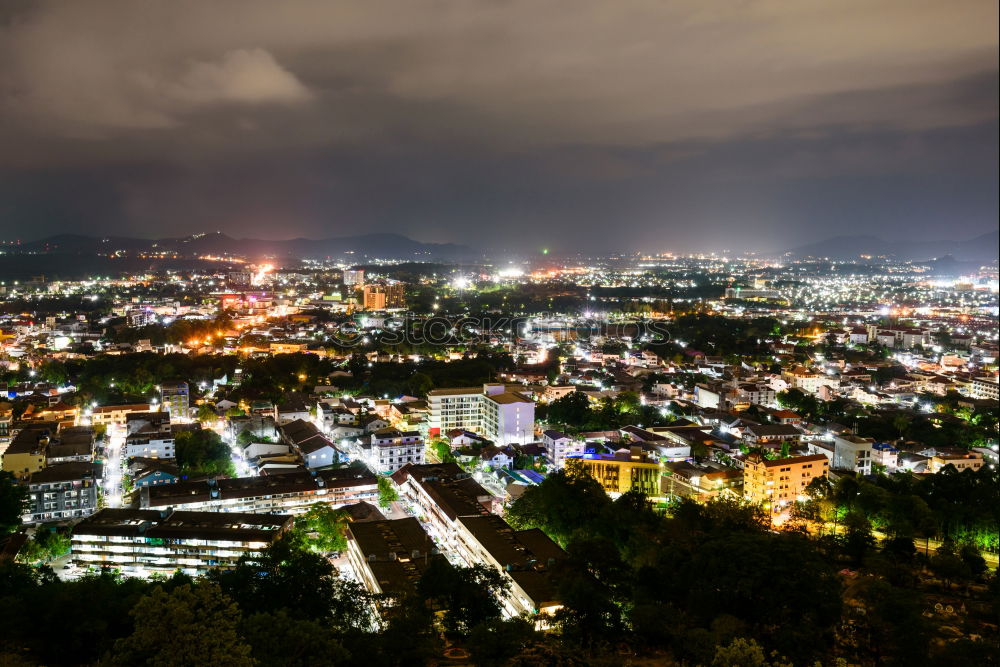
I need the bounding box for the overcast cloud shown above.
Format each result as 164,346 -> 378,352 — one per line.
0,0 -> 996,253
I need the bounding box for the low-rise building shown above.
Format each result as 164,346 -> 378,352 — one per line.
2,422 -> 56,479
139,468 -> 378,514
124,433 -> 175,460
91,403 -> 152,429
454,514 -> 568,618
280,418 -> 342,468
743,452 -> 828,515
71,508 -> 291,576
833,435 -> 874,475
564,446 -> 661,497
347,518 -> 442,601
928,452 -> 985,474
23,461 -> 101,523
742,424 -> 802,446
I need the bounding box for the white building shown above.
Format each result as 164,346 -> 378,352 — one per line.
124,434 -> 175,460
970,376 -> 999,401
833,435 -> 873,475
428,384 -> 535,446
364,428 -> 425,474
541,429 -> 584,466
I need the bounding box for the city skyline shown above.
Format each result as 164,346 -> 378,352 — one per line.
0,1 -> 997,254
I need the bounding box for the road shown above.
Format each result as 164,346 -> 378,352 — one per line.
807,521 -> 999,568
102,424 -> 125,507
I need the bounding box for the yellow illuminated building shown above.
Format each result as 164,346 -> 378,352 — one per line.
743,452 -> 828,515
565,446 -> 661,497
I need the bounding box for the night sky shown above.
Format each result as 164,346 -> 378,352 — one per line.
0,1 -> 996,254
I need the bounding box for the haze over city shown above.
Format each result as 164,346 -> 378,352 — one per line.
0,0 -> 997,254
0,3 -> 997,666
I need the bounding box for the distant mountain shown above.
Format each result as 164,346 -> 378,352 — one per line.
19,232 -> 477,261
782,230 -> 999,264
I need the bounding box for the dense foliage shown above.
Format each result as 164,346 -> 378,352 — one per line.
174,429 -> 235,477
0,538 -> 552,666
506,469 -> 1000,665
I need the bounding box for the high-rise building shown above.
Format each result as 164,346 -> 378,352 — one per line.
343,269 -> 365,286
363,282 -> 405,310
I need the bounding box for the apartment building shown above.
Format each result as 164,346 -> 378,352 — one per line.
160,381 -> 190,420
743,452 -> 828,515
970,376 -> 999,402
71,508 -> 291,576
23,461 -> 101,523
833,435 -> 874,475
541,430 -> 584,467
346,518 -> 441,601
363,428 -> 424,474
362,282 -> 406,310
428,384 -> 534,446
454,514 -> 568,618
389,463 -> 494,548
139,468 -> 378,514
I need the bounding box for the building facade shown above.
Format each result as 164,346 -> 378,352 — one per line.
564,447 -> 661,497
427,384 -> 535,446
23,462 -> 101,523
743,453 -> 828,515
71,508 -> 291,576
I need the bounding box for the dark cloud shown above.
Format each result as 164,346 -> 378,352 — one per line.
0,0 -> 995,252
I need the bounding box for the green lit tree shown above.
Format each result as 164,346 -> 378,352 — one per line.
377,476 -> 398,509
293,503 -> 349,553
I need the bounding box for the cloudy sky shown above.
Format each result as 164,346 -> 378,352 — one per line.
0,0 -> 996,254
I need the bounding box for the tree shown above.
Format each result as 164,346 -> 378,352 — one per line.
546,392 -> 592,429
243,610 -> 350,666
196,403 -> 218,423
551,559 -> 621,649
416,560 -> 509,635
17,527 -> 70,564
293,503 -> 349,553
431,438 -> 456,464
111,582 -> 253,667
174,429 -> 235,477
958,543 -> 987,579
928,544 -> 970,590
506,468 -> 611,547
711,638 -> 792,667
377,476 -> 398,509
0,471 -> 27,535
841,511 -> 876,565
466,616 -> 538,667
407,372 -> 434,396
208,537 -> 371,628
852,579 -> 932,664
